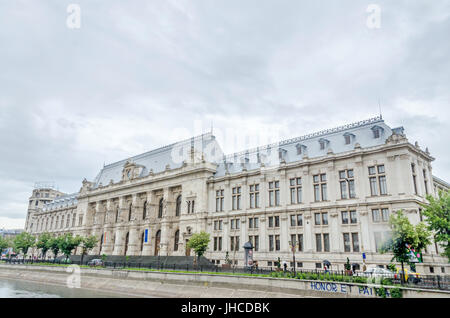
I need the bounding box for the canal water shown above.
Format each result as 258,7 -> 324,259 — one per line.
0,278 -> 129,298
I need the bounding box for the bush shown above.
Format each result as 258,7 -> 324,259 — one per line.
390,287 -> 403,298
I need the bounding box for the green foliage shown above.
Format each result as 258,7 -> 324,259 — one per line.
0,236 -> 12,252
186,231 -> 210,258
375,286 -> 387,298
101,254 -> 107,262
390,287 -> 403,298
344,257 -> 351,270
36,232 -> 52,259
276,257 -> 281,269
13,232 -> 36,258
58,233 -> 82,260
422,190 -> 450,261
48,236 -> 62,260
79,235 -> 97,255
381,210 -> 431,266
387,263 -> 396,272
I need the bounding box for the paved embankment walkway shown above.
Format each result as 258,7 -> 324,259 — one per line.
0,264 -> 448,298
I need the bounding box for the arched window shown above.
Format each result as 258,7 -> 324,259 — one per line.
158,198 -> 163,218
124,232 -> 129,256
143,201 -> 147,220
128,204 -> 132,222
100,234 -> 104,253
174,230 -> 179,251
155,230 -> 161,255
175,195 -> 181,216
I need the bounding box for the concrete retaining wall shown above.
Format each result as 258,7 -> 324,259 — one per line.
0,264 -> 448,298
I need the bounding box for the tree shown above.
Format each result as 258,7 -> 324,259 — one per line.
186,231 -> 210,264
36,232 -> 52,260
59,233 -> 82,262
13,232 -> 36,260
380,210 -> 431,283
422,190 -> 450,261
48,236 -> 62,261
0,236 -> 11,253
79,235 -> 98,265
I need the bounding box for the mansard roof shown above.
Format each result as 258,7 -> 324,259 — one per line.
42,193 -> 78,211
92,132 -> 222,188
214,116 -> 394,177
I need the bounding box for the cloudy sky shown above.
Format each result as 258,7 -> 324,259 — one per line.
0,0 -> 449,229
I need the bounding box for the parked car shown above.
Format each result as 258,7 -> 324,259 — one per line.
87,259 -> 104,267
357,267 -> 394,278
59,258 -> 72,264
394,268 -> 421,283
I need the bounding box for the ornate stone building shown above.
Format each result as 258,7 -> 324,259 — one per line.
25,116 -> 449,273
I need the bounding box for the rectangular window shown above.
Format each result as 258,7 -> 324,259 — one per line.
342,211 -> 349,224
268,216 -> 274,228
298,234 -> 303,252
339,169 -> 355,199
249,184 -> 260,208
352,233 -> 360,252
322,213 -> 328,225
372,209 -> 381,222
313,174 -> 327,201
232,186 -> 241,210
316,234 -> 322,252
268,181 -> 280,206
216,190 -> 224,212
275,235 -> 280,251
412,164 -> 418,195
423,170 -> 429,195
297,214 -> 303,226
254,235 -> 259,251
350,211 -> 357,224
269,235 -> 274,251
214,237 -> 218,251
275,216 -> 280,227
314,213 -> 321,225
290,215 -> 296,227
323,233 -> 330,252
369,165 -> 387,196
343,233 -> 351,252
219,237 -> 222,251
381,208 -> 389,222
289,178 -> 302,204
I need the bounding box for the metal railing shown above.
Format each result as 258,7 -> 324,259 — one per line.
3,258 -> 448,290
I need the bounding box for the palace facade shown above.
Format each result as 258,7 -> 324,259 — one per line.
25,117 -> 449,273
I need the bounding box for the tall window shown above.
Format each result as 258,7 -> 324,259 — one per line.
174,230 -> 179,251
175,195 -> 181,216
115,208 -> 119,223
372,208 -> 389,223
213,237 -> 223,251
411,164 -> 418,195
143,201 -> 148,220
369,165 -> 387,196
290,178 -> 302,204
230,236 -> 239,251
268,181 -> 280,206
158,198 -> 163,218
248,217 -> 259,229
314,212 -> 328,225
60,215 -> 64,228
216,190 -> 224,212
269,235 -> 274,251
230,218 -> 240,230
339,169 -> 355,199
248,235 -> 259,251
232,186 -> 241,210
290,214 -> 303,227
79,216 -> 83,226
249,184 -> 260,208
141,232 -> 145,252
316,233 -> 329,252
214,220 -> 223,231
343,233 -> 359,252
423,169 -> 429,195
313,174 -> 327,201
72,214 -> 76,227
268,216 -> 280,228
290,234 -> 304,251
128,204 -> 132,222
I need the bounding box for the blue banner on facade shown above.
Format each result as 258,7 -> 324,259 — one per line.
145,229 -> 148,243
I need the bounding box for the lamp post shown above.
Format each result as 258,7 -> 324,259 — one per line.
289,239 -> 298,276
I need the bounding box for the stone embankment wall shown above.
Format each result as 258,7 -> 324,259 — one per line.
0,264 -> 448,298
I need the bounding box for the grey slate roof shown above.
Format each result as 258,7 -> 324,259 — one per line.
42,193 -> 78,211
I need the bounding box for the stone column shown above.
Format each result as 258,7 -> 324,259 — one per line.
126,194 -> 140,255
303,210 -> 313,253
329,209 -> 340,253
280,214 -> 289,252
159,188 -> 170,255
359,209 -> 371,253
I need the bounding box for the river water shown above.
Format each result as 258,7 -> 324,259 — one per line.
0,278 -> 128,298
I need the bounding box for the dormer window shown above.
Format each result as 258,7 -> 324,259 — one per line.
371,125 -> 384,139
278,148 -> 287,161
343,132 -> 355,145
319,138 -> 329,150
296,144 -> 307,155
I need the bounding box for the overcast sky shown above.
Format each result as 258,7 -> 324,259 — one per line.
0,1 -> 449,229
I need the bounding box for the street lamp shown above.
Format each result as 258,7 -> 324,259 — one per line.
289,239 -> 298,276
